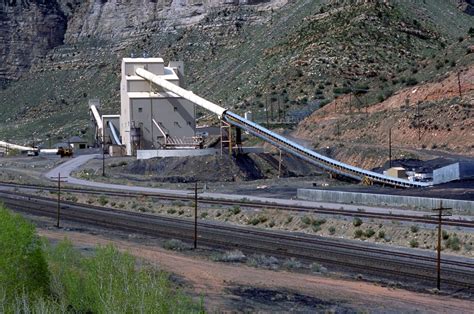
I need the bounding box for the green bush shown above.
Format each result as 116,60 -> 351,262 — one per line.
0,206 -> 50,302
445,234 -> 461,251
354,229 -> 364,238
328,226 -> 336,235
301,216 -> 312,225
410,225 -> 419,233
378,230 -> 385,239
48,241 -> 200,312
409,239 -> 419,248
230,205 -> 241,215
353,217 -> 363,227
98,195 -> 108,206
365,228 -> 375,238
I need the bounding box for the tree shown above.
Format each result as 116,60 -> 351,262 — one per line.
0,205 -> 50,301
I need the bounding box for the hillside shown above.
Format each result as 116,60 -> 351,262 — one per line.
0,0 -> 473,150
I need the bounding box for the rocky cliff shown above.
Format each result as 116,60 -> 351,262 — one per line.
0,1 -> 66,82
0,0 -> 283,84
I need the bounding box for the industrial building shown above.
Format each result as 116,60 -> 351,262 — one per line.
119,58 -> 197,156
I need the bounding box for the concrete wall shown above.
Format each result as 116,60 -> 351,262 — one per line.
137,148 -> 219,159
297,189 -> 474,214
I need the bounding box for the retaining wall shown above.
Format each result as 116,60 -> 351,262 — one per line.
297,189 -> 474,214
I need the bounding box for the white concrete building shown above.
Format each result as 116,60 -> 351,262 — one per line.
120,58 -> 196,155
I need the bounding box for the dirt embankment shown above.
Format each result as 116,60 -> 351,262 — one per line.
293,66 -> 474,168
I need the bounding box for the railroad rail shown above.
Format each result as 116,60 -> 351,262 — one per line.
136,68 -> 431,188
1,181 -> 473,228
2,190 -> 473,290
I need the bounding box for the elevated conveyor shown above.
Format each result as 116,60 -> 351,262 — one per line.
136,68 -> 430,188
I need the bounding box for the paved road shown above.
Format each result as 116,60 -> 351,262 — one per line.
42,154 -> 470,219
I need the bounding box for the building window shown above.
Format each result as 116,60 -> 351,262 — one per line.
187,121 -> 191,126
174,106 -> 177,112
138,107 -> 143,112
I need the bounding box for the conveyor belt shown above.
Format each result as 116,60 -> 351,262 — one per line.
136,68 -> 430,188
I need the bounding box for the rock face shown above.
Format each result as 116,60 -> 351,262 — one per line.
0,0 -> 284,83
0,1 -> 67,82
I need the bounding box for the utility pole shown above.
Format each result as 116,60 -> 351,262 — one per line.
265,95 -> 269,127
102,141 -> 105,177
54,173 -> 68,228
457,71 -> 462,98
431,201 -> 452,291
194,182 -> 198,249
278,149 -> 282,178
389,128 -> 392,168
57,173 -> 61,228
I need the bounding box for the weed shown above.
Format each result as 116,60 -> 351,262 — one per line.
167,208 -> 177,215
409,239 -> 419,248
410,225 -> 419,233
285,216 -> 293,224
178,209 -> 185,215
442,230 -> 449,240
200,212 -> 208,219
329,226 -> 336,235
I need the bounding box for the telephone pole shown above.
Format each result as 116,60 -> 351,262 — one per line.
388,128 -> 392,168
431,201 -> 452,290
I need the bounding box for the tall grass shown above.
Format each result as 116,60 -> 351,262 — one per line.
0,205 -> 204,313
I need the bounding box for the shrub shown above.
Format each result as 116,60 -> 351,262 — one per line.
98,195 -> 108,206
409,239 -> 419,248
167,208 -> 177,214
283,258 -> 302,270
200,212 -> 208,218
354,229 -> 364,238
163,239 -> 188,251
405,77 -> 418,86
378,230 -> 385,239
329,226 -> 336,235
445,234 -> 461,251
410,225 -> 419,233
312,218 -> 326,227
442,230 -> 450,240
0,206 -> 50,302
211,250 -> 246,263
230,205 -> 241,215
301,216 -> 312,225
365,228 -> 375,238
353,217 -> 363,227
47,241 -> 200,312
247,254 -> 279,269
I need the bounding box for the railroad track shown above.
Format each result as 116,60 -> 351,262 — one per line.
1,190 -> 473,290
1,181 -> 473,229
